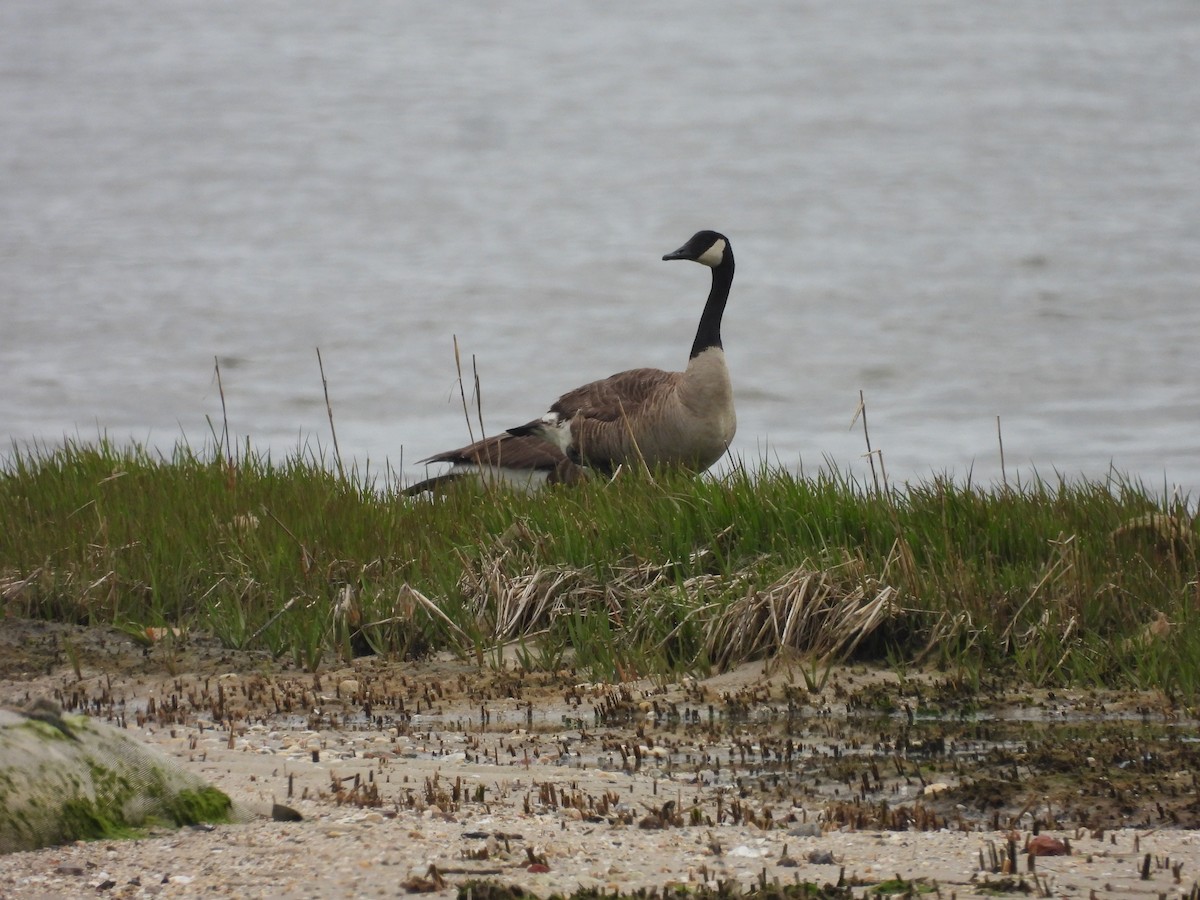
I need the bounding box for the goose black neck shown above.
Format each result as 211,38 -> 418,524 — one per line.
688,254 -> 735,360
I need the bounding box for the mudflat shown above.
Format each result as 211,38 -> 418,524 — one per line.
1,619 -> 1197,898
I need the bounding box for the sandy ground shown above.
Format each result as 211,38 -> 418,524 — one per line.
0,621 -> 1198,899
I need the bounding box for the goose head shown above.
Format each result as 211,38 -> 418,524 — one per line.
663,230 -> 730,268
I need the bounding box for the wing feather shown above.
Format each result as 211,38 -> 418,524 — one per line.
549,368 -> 681,422
419,434 -> 570,470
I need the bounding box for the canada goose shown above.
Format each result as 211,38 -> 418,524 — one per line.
404,433 -> 585,495
507,229 -> 736,474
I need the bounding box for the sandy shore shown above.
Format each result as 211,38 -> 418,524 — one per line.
1,624 -> 1197,899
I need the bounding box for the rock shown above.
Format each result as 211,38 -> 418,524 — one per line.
1027,835 -> 1070,856
788,823 -> 822,837
271,803 -> 304,822
0,701 -> 240,853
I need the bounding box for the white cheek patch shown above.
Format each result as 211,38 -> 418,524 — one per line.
696,239 -> 727,268
539,413 -> 574,454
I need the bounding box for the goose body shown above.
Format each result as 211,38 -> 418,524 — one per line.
509,229 -> 736,474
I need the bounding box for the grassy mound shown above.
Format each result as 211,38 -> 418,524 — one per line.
1,440 -> 1196,693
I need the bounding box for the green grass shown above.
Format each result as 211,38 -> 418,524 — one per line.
1,438 -> 1197,694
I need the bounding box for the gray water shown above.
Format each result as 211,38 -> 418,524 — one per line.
3,2 -> 1198,493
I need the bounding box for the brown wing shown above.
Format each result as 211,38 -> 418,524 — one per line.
419,433 -> 570,470
543,368 -> 684,472
549,367 -> 681,422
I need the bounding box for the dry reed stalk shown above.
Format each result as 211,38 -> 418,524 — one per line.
315,348 -> 344,482
1111,512 -> 1195,557
397,583 -> 474,648
913,608 -> 980,665
460,550 -> 711,643
458,545 -> 902,668
704,566 -> 898,669
460,551 -> 594,639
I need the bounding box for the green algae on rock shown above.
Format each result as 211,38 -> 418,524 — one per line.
0,703 -> 235,853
